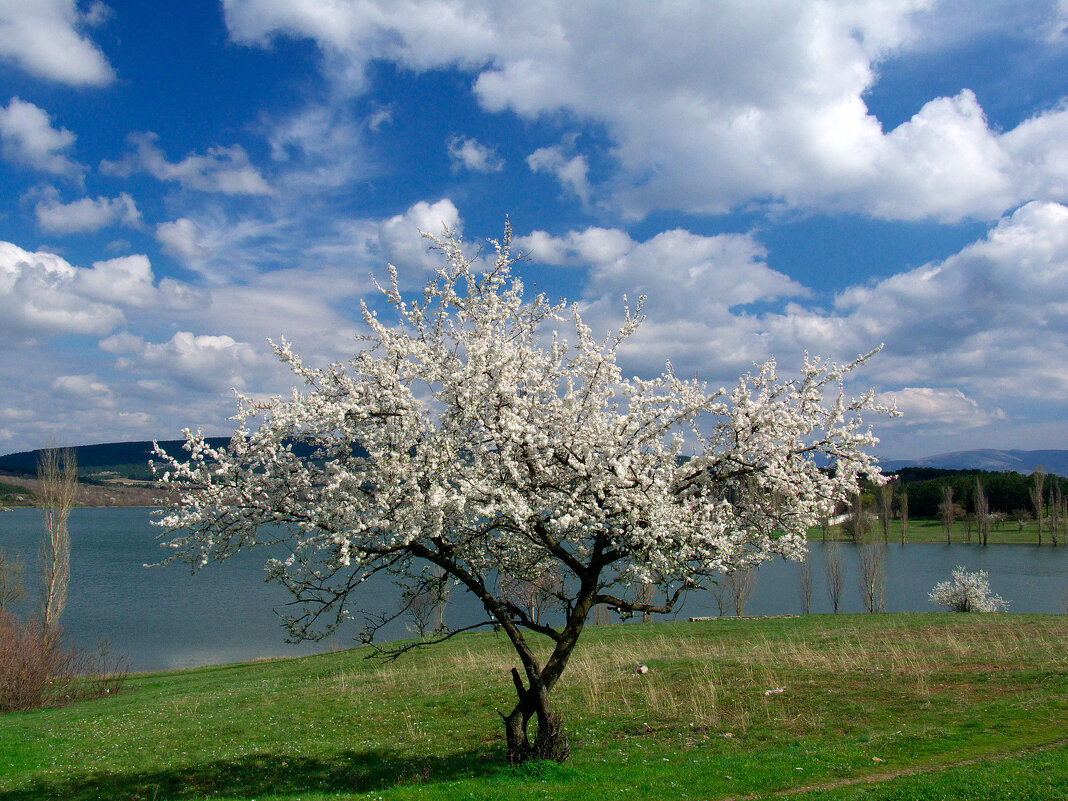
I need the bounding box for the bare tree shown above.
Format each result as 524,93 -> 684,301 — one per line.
499,566 -> 564,627
708,574 -> 731,617
1050,482 -> 1062,547
841,493 -> 873,543
726,568 -> 757,617
877,480 -> 894,544
401,567 -> 453,638
37,448 -> 76,639
939,485 -> 956,544
797,556 -> 813,614
824,542 -> 844,613
898,484 -> 909,545
634,580 -> 654,623
975,477 -> 990,547
857,543 -> 886,613
1031,467 -> 1046,546
0,548 -> 25,615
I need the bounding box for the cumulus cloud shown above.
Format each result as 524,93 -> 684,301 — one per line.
102,132 -> 273,195
0,0 -> 114,86
512,203 -> 1068,448
156,217 -> 209,261
514,224 -> 809,378
0,98 -> 82,178
221,0 -> 1068,222
378,198 -> 461,272
35,191 -> 141,233
515,227 -> 634,266
0,241 -> 204,343
116,331 -> 266,393
447,135 -> 503,172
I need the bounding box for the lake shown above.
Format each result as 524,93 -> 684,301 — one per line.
1,507 -> 1066,672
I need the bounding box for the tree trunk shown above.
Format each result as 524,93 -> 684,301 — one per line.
502,667 -> 569,765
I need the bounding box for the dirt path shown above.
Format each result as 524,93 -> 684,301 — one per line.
721,737 -> 1068,800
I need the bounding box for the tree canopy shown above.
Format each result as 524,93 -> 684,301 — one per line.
154,224 -> 891,762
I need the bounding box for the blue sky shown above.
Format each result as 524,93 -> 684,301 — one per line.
1,0 -> 1067,460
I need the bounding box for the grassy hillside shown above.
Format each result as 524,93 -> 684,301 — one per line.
1,614 -> 1065,800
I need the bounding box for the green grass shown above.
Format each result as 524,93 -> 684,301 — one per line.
812,516 -> 1058,545
1,614 -> 1066,800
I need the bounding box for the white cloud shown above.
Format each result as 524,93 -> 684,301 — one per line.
35,191 -> 141,233
876,387 -> 1003,429
0,241 -> 121,338
0,0 -> 114,86
447,135 -> 503,172
156,218 -> 209,261
102,132 -> 273,195
52,373 -> 115,408
221,0 -> 1068,222
265,104 -> 372,192
0,241 -> 203,343
515,227 -> 633,266
526,145 -> 590,205
367,106 -> 392,131
378,199 -> 461,272
119,331 -> 266,393
73,255 -> 160,308
0,98 -> 82,178
516,224 -> 808,378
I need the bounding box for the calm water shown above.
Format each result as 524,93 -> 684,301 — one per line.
1,507 -> 1066,672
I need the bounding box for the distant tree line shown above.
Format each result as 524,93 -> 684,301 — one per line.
881,467 -> 1067,518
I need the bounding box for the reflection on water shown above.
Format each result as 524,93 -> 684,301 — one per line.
1,507 -> 1065,671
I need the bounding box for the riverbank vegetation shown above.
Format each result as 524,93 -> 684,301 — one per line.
0,614 -> 1065,800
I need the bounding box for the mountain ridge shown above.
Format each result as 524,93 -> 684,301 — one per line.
3,441 -> 1067,480
880,448 -> 1068,476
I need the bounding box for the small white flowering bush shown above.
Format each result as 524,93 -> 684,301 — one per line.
929,566 -> 1009,612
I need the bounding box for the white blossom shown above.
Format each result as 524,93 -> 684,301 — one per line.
153,221 -> 892,762
928,566 -> 1009,612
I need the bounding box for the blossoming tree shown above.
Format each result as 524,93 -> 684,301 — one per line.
154,225 -> 891,763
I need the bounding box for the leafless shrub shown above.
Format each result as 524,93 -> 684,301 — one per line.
0,614 -> 129,712
0,613 -> 76,712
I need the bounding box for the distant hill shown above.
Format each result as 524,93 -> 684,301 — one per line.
0,437 -> 362,483
881,449 -> 1068,476
0,439 -> 232,482
5,441 -> 1066,485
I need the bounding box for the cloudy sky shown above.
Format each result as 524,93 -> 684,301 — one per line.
1,0 -> 1067,460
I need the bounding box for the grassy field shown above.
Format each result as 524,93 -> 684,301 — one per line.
814,516 -> 1060,545
1,613 -> 1066,800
